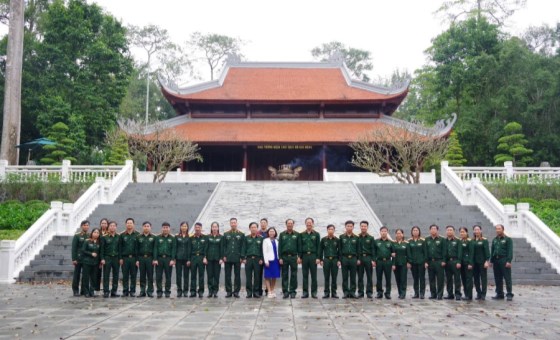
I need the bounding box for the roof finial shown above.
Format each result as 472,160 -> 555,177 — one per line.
328,50 -> 345,66
225,53 -> 241,66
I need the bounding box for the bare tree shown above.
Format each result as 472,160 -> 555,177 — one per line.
436,0 -> 526,26
189,32 -> 244,81
350,125 -> 450,183
0,0 -> 24,165
119,120 -> 202,183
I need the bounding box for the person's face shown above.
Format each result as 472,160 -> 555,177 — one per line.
496,225 -> 504,236
260,220 -> 268,230
143,224 -> 151,234
100,220 -> 107,230
250,224 -> 258,235
82,223 -> 90,233
412,228 -> 420,238
327,227 -> 335,237
162,225 -> 170,235
230,219 -> 238,229
446,228 -> 455,238
345,223 -> 353,234
430,227 -> 438,236
474,227 -> 481,237
380,229 -> 388,239
211,224 -> 219,234
460,229 -> 467,239
360,223 -> 368,234
395,230 -> 403,240
268,229 -> 276,239
109,223 -> 117,234
286,220 -> 294,231
92,229 -> 100,239
180,224 -> 188,234
195,225 -> 202,235
305,219 -> 313,230
126,220 -> 134,230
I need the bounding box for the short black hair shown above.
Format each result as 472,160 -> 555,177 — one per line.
395,228 -> 404,235
285,218 -> 294,225
195,222 -> 203,227
345,220 -> 355,226
162,222 -> 171,227
81,220 -> 90,226
459,226 -> 469,235
495,224 -> 505,230
360,220 -> 369,226
230,217 -> 237,222
380,226 -> 388,232
126,217 -> 134,224
180,221 -> 189,227
446,225 -> 455,231
109,221 -> 117,227
305,217 -> 314,223
249,222 -> 258,228
142,221 -> 151,227
267,227 -> 278,238
260,218 -> 268,223
430,224 -> 439,230
326,224 -> 335,230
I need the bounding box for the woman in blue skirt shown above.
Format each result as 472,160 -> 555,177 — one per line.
263,227 -> 280,298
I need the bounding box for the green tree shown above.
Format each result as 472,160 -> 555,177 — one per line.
436,0 -> 526,26
494,122 -> 533,166
446,131 -> 467,166
103,129 -> 129,165
189,32 -> 244,81
311,41 -> 373,82
40,122 -> 77,164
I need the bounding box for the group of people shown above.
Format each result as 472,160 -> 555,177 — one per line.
72,217 -> 514,301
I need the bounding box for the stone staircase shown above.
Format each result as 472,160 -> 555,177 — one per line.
357,184 -> 560,285
18,183 -> 216,282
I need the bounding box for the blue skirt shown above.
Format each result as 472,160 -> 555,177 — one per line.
264,260 -> 280,279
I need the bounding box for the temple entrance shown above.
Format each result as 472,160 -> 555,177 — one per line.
246,145 -> 323,181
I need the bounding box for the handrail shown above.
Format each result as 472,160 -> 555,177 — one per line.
518,207 -> 560,274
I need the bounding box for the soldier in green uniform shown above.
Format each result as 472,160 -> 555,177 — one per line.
491,224 -> 514,301
95,218 -> 109,292
71,220 -> 89,296
472,225 -> 490,300
425,224 -> 447,300
374,226 -> 392,299
459,227 -> 474,300
119,218 -> 139,297
357,220 -> 375,299
279,218 -> 300,299
222,217 -> 245,298
189,222 -> 208,298
299,217 -> 321,299
81,228 -> 101,298
154,222 -> 177,298
175,222 -> 190,298
206,222 -> 222,298
320,224 -> 341,298
407,226 -> 427,299
243,222 -> 264,298
392,229 -> 408,299
100,221 -> 120,298
444,225 -> 463,300
340,220 -> 360,299
136,221 -> 156,298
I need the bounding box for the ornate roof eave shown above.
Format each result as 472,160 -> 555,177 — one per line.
158,55 -> 410,99
379,113 -> 457,138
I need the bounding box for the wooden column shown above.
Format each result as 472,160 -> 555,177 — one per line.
243,145 -> 248,169
322,145 -> 327,169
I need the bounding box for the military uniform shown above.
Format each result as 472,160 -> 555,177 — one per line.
279,230 -> 300,297
444,237 -> 463,299
299,230 -> 321,298
154,234 -> 177,297
374,238 -> 392,298
425,235 -> 446,299
357,233 -> 376,298
491,234 -> 514,299
222,230 -> 245,297
100,233 -> 120,296
71,231 -> 88,296
243,235 -> 263,297
340,233 -> 360,298
460,238 -> 474,299
119,230 -> 139,296
320,235 -> 340,298
206,234 -> 222,297
189,234 -> 208,296
80,239 -> 101,297
175,234 -> 190,297
392,240 -> 409,299
136,233 -> 156,296
472,237 -> 490,299
407,237 -> 427,298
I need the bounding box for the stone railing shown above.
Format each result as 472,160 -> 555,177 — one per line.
324,169 -> 436,183
450,161 -> 560,182
0,160 -> 133,283
442,161 -> 560,273
136,169 -> 246,183
0,159 -> 123,183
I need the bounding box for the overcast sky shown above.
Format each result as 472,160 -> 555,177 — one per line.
91,1 -> 558,81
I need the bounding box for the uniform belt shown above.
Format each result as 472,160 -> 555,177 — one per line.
284,254 -> 295,256
345,255 -> 355,258
327,256 -> 335,260
143,254 -> 152,258
106,254 -> 118,257
249,256 -> 258,259
194,253 -> 202,256
161,255 -> 168,258
448,257 -> 457,261
431,258 -> 442,261
379,258 -> 390,261
495,255 -> 506,259
127,255 -> 134,258
362,254 -> 370,257
304,252 -> 315,255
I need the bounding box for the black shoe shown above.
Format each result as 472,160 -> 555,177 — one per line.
208,292 -> 213,298
147,293 -> 154,298
491,295 -> 505,300
233,292 -> 240,298
323,293 -> 330,299
165,293 -> 170,298
73,290 -> 80,297
254,294 -> 261,298
247,293 -> 253,298
84,295 -> 91,298
462,296 -> 472,301
455,296 -> 462,301
138,293 -> 146,298
342,294 -> 348,299
428,296 -> 436,300
384,293 -> 391,299
89,292 -> 96,298
412,294 -> 419,299
444,295 -> 454,300
199,293 -> 203,298
213,293 -> 218,298
398,295 -> 405,299
129,292 -> 136,297
311,293 -> 317,299
437,295 -> 443,300
302,292 -> 309,299
376,293 -> 383,299
420,294 -> 425,299
157,293 -> 163,298
348,293 -> 357,299
357,293 -> 364,298
367,293 -> 373,299
475,294 -> 482,300
290,293 -> 296,299
177,291 -> 183,298
103,292 -> 109,298
184,292 -> 190,298
122,292 -> 129,297
331,294 -> 339,299
481,295 -> 486,300
506,295 -> 513,301
190,292 -> 197,298
225,292 -> 232,298
283,293 -> 289,299
111,293 -> 120,298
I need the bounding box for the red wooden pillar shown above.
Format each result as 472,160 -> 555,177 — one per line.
322,145 -> 327,169
243,145 -> 248,169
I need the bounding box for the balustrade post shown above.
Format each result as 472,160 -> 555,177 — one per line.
0,240 -> 16,283
50,201 -> 64,235
0,159 -> 8,181
62,203 -> 75,236
504,161 -> 513,181
504,204 -> 518,236
61,159 -> 71,183
242,168 -> 246,181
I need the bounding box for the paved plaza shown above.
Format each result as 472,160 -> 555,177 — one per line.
0,283 -> 559,339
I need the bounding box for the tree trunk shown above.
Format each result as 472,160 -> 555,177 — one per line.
0,0 -> 25,165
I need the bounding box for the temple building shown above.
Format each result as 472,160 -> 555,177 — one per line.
156,56 -> 455,181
